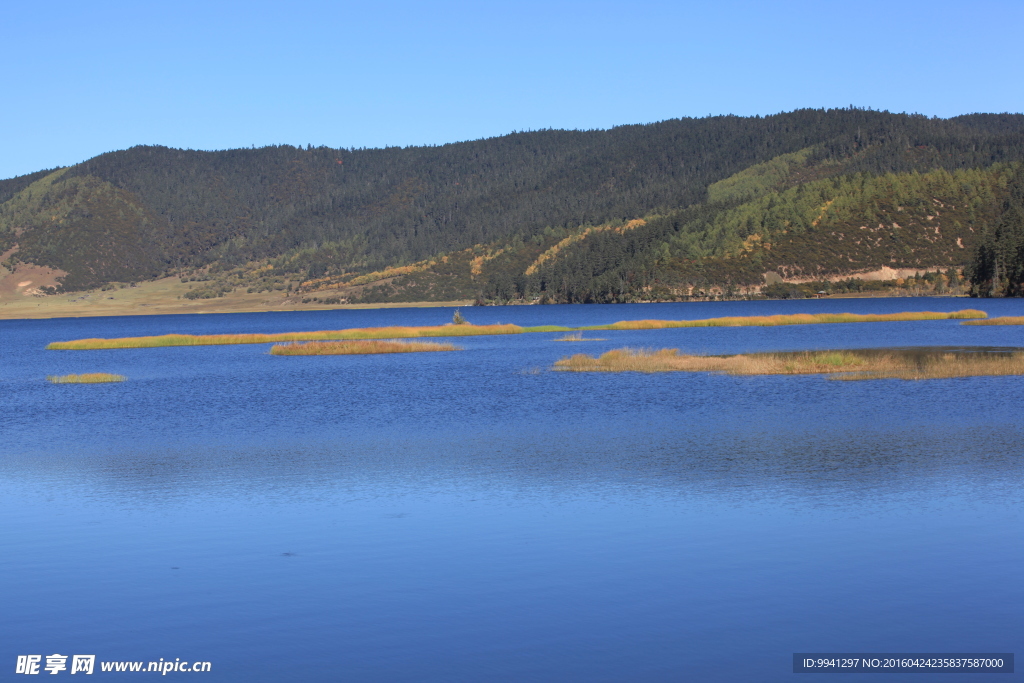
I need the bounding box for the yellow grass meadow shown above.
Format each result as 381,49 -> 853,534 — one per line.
270,340 -> 461,355
47,373 -> 126,384
553,347 -> 1024,380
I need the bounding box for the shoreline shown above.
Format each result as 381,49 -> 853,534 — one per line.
0,299 -> 475,321
0,275 -> 973,322
0,294 -> 974,322
0,283 -> 474,321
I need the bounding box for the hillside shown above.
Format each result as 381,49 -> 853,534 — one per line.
2,108 -> 1024,309
289,157 -> 1024,304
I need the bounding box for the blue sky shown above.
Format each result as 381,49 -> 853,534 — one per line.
2,0 -> 1022,179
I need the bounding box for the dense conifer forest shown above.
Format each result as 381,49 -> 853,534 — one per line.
2,108 -> 1023,301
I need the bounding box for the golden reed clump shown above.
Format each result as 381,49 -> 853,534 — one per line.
554,347 -> 1024,380
47,373 -> 126,383
270,340 -> 461,355
591,310 -> 986,330
961,316 -> 1024,326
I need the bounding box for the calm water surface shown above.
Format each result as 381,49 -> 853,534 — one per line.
2,299 -> 1022,681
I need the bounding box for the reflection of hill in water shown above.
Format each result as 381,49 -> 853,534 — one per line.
4,422 -> 1022,508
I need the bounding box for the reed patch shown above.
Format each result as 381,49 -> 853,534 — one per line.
579,310 -> 986,331
47,310 -> 986,350
553,346 -> 1024,380
961,316 -> 1024,326
47,373 -> 126,383
270,340 -> 461,355
47,324 -> 522,350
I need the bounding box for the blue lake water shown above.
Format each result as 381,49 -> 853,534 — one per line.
2,298 -> 1022,681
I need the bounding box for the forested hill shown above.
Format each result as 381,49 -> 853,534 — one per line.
2,108 -> 1024,300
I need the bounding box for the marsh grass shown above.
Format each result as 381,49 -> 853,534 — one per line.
47,373 -> 126,383
961,316 -> 1024,326
48,310 -> 986,350
578,310 -> 986,331
48,324 -> 522,350
554,347 -> 1024,380
270,340 -> 461,355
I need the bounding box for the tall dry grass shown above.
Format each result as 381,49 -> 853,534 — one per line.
961,316 -> 1024,326
582,310 -> 986,331
47,373 -> 126,383
48,324 -> 522,350
554,347 -> 1024,380
830,351 -> 1024,380
270,340 -> 461,355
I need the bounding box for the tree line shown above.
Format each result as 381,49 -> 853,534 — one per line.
2,108 -> 1024,294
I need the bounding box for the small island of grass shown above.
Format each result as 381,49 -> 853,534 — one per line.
554,347 -> 1024,380
46,310 -> 987,350
270,340 -> 461,355
47,323 -> 522,350
961,316 -> 1024,326
47,373 -> 126,384
578,309 -> 986,331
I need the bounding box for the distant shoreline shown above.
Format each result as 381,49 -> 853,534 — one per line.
0,297 -> 475,321
0,281 -> 974,323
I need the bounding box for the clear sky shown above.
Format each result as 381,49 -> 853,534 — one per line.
2,0 -> 1022,179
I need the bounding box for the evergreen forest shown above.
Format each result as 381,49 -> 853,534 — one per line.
2,107 -> 1023,302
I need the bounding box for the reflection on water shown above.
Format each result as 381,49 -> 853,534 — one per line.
3,423 -> 1023,506
2,299 -> 1023,682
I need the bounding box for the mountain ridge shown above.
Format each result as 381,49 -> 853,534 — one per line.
3,108 -> 1024,307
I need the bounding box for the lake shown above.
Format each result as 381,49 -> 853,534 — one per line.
2,298 -> 1022,681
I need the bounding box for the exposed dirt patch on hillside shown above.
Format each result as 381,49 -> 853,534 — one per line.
763,266 -> 948,285
0,262 -> 68,298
